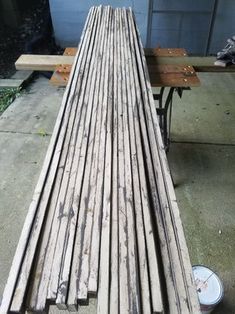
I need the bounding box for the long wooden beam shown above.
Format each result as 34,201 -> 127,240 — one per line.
15,53 -> 235,73
15,54 -> 75,71
147,56 -> 235,72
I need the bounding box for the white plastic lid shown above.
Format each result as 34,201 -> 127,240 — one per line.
192,265 -> 224,306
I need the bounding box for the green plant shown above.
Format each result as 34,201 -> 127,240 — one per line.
37,129 -> 49,137
0,87 -> 22,115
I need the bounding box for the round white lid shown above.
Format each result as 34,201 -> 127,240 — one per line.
193,265 -> 224,306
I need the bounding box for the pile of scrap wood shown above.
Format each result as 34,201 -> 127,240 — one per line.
0,6 -> 200,314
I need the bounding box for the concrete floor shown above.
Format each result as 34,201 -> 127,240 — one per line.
0,72 -> 234,313
168,72 -> 235,314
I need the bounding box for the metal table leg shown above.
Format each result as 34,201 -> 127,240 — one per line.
153,87 -> 190,151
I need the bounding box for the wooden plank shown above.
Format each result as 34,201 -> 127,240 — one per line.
26,8 -> 98,312
145,48 -> 188,57
15,54 -> 74,71
119,9 -> 140,314
26,104 -> 72,310
140,44 -> 201,314
0,9 -> 91,311
97,8 -> 113,313
15,47 -> 186,73
109,9 -> 119,314
9,8 -> 98,314
128,9 -> 190,313
115,8 -> 130,314
129,9 -> 201,313
56,6 -> 105,307
123,9 -> 163,314
2,8 -> 203,314
47,7 -> 100,304
50,48 -> 75,86
149,72 -> 200,87
75,6 -> 108,304
64,47 -> 78,56
121,9 -> 152,314
86,7 -> 111,299
147,56 -> 235,72
148,64 -> 200,88
15,53 -> 235,74
50,65 -> 72,86
67,7 -> 110,310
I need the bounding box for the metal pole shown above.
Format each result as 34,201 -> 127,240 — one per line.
146,0 -> 153,47
205,0 -> 219,56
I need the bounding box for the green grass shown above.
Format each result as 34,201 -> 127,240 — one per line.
0,87 -> 22,115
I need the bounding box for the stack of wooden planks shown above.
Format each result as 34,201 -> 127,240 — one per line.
0,6 -> 200,314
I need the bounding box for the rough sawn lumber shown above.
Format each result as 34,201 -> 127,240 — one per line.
0,6 -> 200,314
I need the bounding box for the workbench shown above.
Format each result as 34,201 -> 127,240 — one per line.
51,48 -> 200,151
16,48 -> 235,150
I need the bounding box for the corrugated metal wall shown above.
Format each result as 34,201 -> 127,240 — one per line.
148,0 -> 235,55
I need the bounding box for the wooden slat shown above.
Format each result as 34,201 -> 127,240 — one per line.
15,53 -> 235,73
47,7 -> 100,304
1,7 -> 201,314
97,8 -> 114,313
129,8 -> 200,313
128,9 -> 199,313
122,9 -> 152,314
123,9 -> 164,314
115,8 -> 130,314
119,9 -> 140,314
0,8 -> 94,311
26,8 -> 98,312
15,54 -> 74,71
55,7 -> 103,309
86,9 -> 112,301
9,8 -> 98,313
109,10 -> 119,314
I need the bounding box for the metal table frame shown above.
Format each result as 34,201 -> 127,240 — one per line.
153,86 -> 190,151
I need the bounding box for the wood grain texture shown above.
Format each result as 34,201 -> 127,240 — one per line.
1,6 -> 200,314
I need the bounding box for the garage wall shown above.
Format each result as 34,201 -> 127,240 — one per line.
49,0 -> 149,47
148,0 -> 235,55
50,0 -> 235,54
209,0 -> 235,54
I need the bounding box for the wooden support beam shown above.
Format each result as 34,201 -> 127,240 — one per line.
15,52 -> 235,73
15,54 -> 74,71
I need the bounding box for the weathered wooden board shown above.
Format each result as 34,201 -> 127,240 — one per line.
15,54 -> 74,71
1,6 -> 200,314
16,53 -> 235,73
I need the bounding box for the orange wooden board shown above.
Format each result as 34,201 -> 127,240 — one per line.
50,48 -> 77,86
64,47 -> 78,56
50,47 -> 200,87
148,64 -> 200,87
145,48 -> 188,57
50,64 -> 72,86
64,47 -> 188,57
